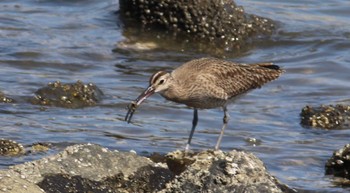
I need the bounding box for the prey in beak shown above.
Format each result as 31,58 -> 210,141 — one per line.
125,71 -> 170,123
125,86 -> 155,123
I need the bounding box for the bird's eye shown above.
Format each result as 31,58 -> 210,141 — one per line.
159,79 -> 165,85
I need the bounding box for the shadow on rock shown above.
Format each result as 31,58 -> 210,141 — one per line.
116,0 -> 275,57
30,80 -> 103,108
163,150 -> 295,193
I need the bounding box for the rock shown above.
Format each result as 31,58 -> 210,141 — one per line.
162,150 -> 293,193
0,170 -> 43,193
30,143 -> 51,154
0,139 -> 52,157
7,144 -> 173,192
30,80 -> 103,108
118,0 -> 274,54
300,105 -> 350,129
0,91 -> 14,103
9,144 -> 156,183
326,144 -> 350,184
0,139 -> 25,156
0,144 -> 293,192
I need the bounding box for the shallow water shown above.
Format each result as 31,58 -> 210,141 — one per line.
0,0 -> 350,192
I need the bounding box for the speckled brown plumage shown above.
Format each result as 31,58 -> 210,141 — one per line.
126,57 -> 284,150
160,58 -> 283,109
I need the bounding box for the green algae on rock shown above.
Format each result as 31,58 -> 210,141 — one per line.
118,0 -> 274,54
30,142 -> 51,154
162,150 -> 293,193
30,80 -> 103,108
300,105 -> 350,129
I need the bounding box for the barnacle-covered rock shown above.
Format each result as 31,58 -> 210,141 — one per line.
300,105 -> 350,129
163,150 -> 292,193
0,144 -> 293,193
0,139 -> 25,156
118,0 -> 274,54
30,80 -> 103,108
326,144 -> 350,184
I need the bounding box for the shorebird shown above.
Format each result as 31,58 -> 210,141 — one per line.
125,58 -> 283,150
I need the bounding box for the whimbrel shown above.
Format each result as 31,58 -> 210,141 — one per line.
125,58 -> 284,150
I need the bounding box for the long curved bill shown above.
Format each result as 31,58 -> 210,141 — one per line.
125,86 -> 155,123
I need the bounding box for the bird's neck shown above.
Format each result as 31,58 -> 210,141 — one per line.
160,81 -> 186,103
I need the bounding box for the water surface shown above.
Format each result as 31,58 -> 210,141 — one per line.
0,0 -> 350,192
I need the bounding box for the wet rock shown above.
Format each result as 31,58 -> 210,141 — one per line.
0,91 -> 14,103
300,105 -> 350,129
0,144 -> 293,193
326,144 -> 350,184
0,139 -> 25,156
30,80 -> 103,108
118,0 -> 274,54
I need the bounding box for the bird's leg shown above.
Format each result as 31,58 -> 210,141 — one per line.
215,106 -> 230,150
185,109 -> 198,152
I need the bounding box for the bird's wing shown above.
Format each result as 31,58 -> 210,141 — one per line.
172,58 -> 283,100
200,62 -> 283,99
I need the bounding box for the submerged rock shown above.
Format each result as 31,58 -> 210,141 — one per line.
30,143 -> 52,154
30,80 -> 103,108
300,105 -> 350,129
118,0 -> 274,54
326,144 -> 350,184
0,144 -> 293,193
0,91 -> 14,103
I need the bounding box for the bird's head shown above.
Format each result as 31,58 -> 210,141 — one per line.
149,71 -> 171,93
125,71 -> 171,123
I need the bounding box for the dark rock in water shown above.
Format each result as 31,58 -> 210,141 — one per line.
326,144 -> 350,184
300,105 -> 350,129
0,144 -> 294,193
0,91 -> 14,103
30,80 -> 103,108
0,139 -> 25,156
118,0 -> 274,55
0,139 -> 51,157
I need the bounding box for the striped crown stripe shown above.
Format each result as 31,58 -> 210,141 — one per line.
149,71 -> 167,85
